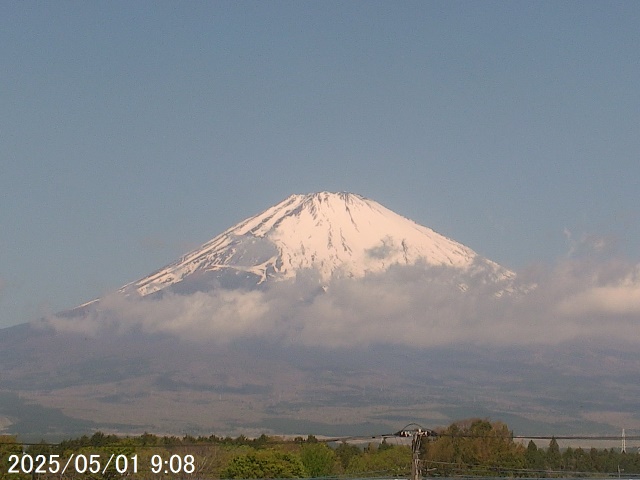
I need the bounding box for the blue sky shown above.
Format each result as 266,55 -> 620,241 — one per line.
1,1 -> 639,328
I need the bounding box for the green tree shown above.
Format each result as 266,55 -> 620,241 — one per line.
572,447 -> 594,472
562,446 -> 576,471
222,450 -> 305,479
346,444 -> 411,477
525,440 -> 544,471
300,443 -> 335,477
0,436 -> 28,480
424,419 -> 525,476
546,437 -> 561,470
335,442 -> 361,470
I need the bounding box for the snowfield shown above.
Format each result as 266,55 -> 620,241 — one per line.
123,192 -> 514,297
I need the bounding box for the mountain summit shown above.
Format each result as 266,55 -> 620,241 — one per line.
122,192 -> 513,297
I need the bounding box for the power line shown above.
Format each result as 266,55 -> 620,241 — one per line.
1,427 -> 638,448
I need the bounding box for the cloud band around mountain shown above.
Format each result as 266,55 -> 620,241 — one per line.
46,257 -> 640,348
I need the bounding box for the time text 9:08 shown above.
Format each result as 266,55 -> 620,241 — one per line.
7,453 -> 196,475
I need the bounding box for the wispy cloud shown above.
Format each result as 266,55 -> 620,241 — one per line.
45,256 -> 640,348
564,228 -> 618,258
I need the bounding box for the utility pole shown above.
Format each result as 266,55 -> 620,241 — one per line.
411,431 -> 423,480
393,424 -> 437,480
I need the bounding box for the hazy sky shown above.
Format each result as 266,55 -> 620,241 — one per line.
1,1 -> 639,329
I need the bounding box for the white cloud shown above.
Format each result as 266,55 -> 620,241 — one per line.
45,258 -> 640,349
557,285 -> 640,316
564,228 -> 618,258
47,289 -> 271,342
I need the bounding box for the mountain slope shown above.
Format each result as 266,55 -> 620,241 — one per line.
122,192 -> 513,297
4,192 -> 640,439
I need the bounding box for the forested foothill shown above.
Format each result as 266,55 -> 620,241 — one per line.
1,419 -> 639,479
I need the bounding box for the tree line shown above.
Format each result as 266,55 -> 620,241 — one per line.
1,419 -> 639,479
422,418 -> 640,477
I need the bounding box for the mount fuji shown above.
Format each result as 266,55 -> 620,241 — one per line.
115,191 -> 514,299
4,192 -> 638,440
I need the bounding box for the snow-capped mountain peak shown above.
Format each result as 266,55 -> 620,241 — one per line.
122,192 -> 513,297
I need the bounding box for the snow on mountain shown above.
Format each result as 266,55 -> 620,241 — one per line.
121,192 -> 514,297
